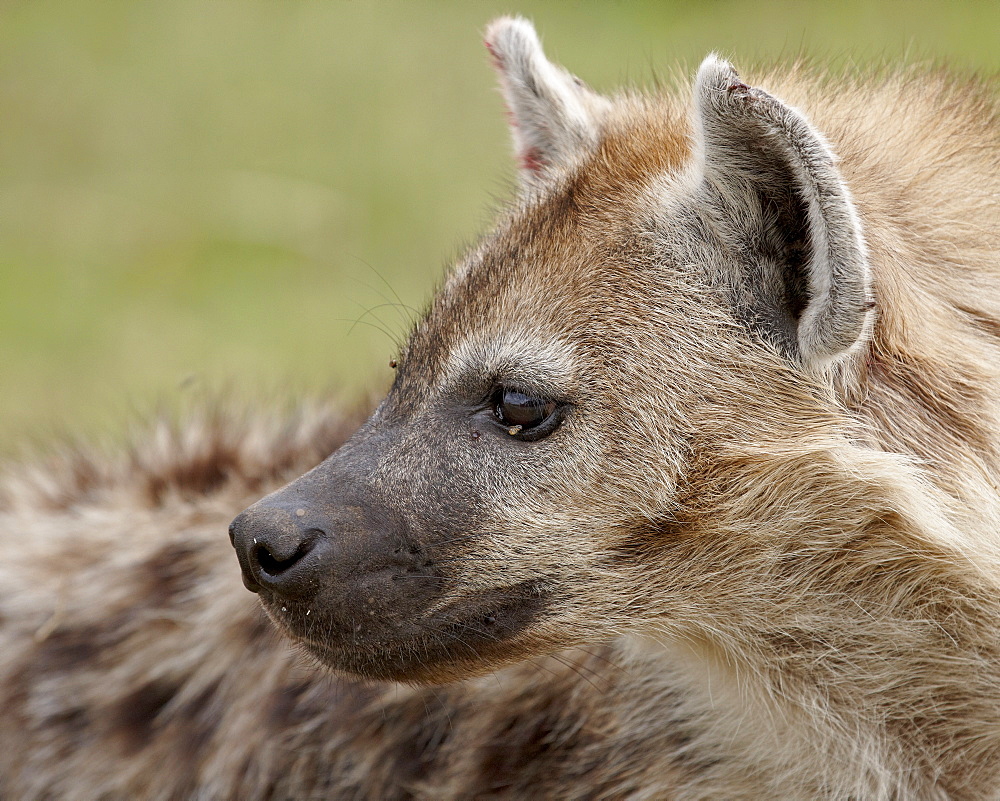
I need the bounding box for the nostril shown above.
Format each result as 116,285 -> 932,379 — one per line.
254,538 -> 315,578
231,509 -> 325,598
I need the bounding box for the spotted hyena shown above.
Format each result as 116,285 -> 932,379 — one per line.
3,16 -> 1000,801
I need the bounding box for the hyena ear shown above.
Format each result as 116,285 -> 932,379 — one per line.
692,55 -> 874,371
484,17 -> 609,180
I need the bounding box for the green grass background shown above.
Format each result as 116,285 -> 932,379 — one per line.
1,0 -> 998,453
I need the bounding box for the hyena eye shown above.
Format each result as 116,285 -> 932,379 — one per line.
492,388 -> 558,435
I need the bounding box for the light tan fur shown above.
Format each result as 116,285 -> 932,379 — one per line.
2,17 -> 1000,800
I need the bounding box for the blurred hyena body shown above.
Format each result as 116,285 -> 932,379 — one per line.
3,18 -> 1000,801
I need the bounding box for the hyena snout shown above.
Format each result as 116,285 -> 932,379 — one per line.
229,481 -> 442,627
229,500 -> 331,597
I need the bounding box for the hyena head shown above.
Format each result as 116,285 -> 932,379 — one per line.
231,17 -> 877,684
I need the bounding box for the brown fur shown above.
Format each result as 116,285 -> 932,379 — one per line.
2,24 -> 1000,800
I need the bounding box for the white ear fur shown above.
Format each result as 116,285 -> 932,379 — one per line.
484,17 -> 609,179
692,55 -> 874,371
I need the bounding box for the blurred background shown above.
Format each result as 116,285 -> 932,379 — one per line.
1,0 -> 998,454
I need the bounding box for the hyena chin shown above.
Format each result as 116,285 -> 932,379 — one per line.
6,14 -> 998,801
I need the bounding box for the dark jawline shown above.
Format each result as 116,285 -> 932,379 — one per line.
292,580 -> 549,682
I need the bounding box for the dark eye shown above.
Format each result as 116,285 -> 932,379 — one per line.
492,388 -> 557,434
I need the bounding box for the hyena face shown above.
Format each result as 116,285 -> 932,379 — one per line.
231,18 -> 873,684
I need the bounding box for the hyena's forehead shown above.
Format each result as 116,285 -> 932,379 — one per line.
401,112 -> 704,393
402,266 -> 585,401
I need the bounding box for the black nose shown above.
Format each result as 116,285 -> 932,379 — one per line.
229,504 -> 327,598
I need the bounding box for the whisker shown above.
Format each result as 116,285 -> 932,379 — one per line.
349,255 -> 421,325
346,275 -> 417,329
423,617 -> 501,644
573,645 -> 626,674
545,653 -> 605,692
353,302 -> 414,330
411,620 -> 483,660
346,303 -> 400,342
332,316 -> 399,344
